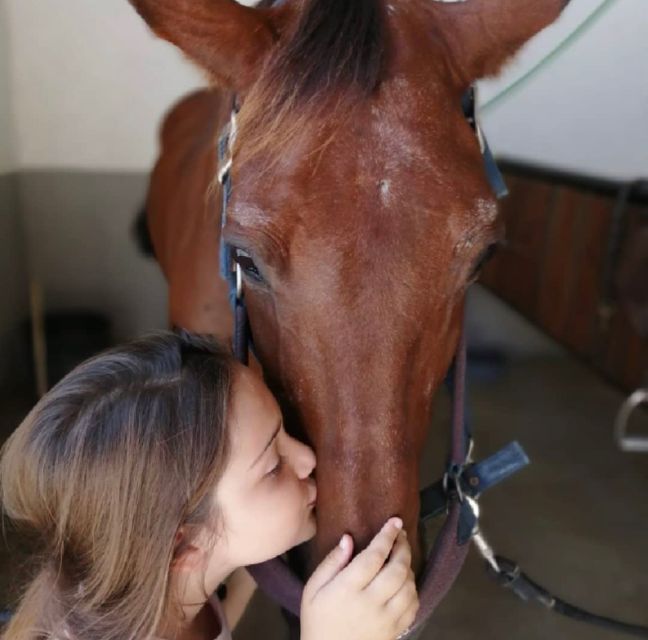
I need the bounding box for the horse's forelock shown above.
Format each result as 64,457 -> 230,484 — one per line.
279,0 -> 385,99
235,0 -> 386,163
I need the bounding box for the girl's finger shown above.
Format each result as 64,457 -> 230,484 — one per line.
340,517 -> 403,589
365,531 -> 412,600
304,534 -> 354,599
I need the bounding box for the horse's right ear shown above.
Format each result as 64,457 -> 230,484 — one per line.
435,0 -> 570,84
128,0 -> 282,91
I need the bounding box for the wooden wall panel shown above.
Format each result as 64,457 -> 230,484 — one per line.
535,187 -> 581,340
481,163 -> 647,392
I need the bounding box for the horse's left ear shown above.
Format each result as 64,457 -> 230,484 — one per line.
128,0 -> 283,91
436,0 -> 570,83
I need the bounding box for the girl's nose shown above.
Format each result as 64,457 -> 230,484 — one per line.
289,436 -> 316,479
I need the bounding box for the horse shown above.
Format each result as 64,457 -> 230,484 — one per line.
130,0 -> 571,631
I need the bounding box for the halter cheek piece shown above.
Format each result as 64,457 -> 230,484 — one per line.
216,90 -> 648,639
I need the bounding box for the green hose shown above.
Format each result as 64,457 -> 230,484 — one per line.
482,0 -> 618,113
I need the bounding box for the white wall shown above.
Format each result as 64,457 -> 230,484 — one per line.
0,0 -> 16,173
4,0 -> 648,178
479,0 -> 648,180
15,172 -> 168,343
4,0 -> 259,172
4,0 -> 203,172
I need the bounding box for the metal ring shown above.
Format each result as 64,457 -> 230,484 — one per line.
614,389 -> 648,453
236,262 -> 243,301
442,467 -> 465,502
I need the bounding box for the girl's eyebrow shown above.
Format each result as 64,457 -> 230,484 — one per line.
249,420 -> 282,469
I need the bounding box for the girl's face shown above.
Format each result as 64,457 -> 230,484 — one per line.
209,365 -> 317,573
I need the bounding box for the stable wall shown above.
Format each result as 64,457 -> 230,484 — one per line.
0,0 -> 643,364
15,171 -> 167,343
1,1 -> 177,349
0,0 -> 29,389
3,0 -> 646,177
480,0 -> 648,180
0,175 -> 28,390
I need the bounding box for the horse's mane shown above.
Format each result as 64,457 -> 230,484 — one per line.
236,0 -> 386,164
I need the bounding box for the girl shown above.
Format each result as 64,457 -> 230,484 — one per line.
0,331 -> 418,640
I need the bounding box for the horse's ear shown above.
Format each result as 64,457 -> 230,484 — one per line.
128,0 -> 282,91
438,0 -> 569,82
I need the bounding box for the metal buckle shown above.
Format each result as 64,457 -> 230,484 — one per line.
217,158 -> 232,185
475,121 -> 486,154
216,109 -> 238,185
442,464 -> 465,502
442,440 -> 474,501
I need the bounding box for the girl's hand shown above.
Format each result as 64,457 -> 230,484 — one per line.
301,518 -> 419,640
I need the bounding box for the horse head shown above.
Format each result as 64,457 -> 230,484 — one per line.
129,0 -> 570,572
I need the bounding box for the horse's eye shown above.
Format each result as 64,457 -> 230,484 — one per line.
469,242 -> 499,281
233,248 -> 264,283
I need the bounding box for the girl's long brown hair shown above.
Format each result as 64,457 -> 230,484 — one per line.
0,331 -> 235,640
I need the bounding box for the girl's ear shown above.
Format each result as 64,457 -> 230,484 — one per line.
171,528 -> 205,571
436,0 -> 570,83
128,0 -> 289,91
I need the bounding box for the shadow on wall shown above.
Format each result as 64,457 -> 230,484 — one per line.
0,174 -> 29,391
0,170 -> 168,392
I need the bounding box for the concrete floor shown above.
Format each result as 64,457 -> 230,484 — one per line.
1,355 -> 647,638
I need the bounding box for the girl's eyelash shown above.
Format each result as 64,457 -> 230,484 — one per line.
268,455 -> 286,478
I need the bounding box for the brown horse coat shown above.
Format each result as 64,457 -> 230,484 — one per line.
133,0 -> 571,572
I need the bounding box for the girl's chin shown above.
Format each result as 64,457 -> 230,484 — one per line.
297,518 -> 317,545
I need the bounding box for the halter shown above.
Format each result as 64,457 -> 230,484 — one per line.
216,88 -> 527,637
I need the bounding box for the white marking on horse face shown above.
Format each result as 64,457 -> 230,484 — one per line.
452,197 -> 499,254
474,197 -> 498,226
231,202 -> 273,227
368,76 -> 428,176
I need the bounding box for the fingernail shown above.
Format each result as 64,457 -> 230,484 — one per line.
339,534 -> 350,551
392,517 -> 403,530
